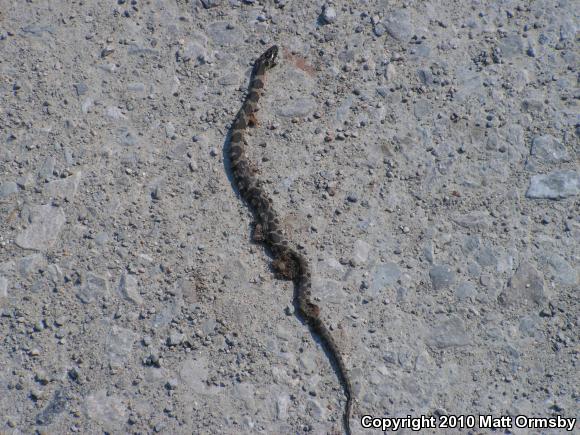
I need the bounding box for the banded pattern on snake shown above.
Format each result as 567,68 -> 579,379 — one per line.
227,45 -> 353,434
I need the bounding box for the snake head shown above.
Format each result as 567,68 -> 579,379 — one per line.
257,45 -> 279,69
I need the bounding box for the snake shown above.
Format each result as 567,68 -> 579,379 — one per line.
227,45 -> 353,434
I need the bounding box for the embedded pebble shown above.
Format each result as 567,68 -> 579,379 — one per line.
384,63 -> 396,81
0,181 -> 18,198
38,156 -> 55,179
81,98 -> 94,113
85,390 -> 127,430
107,326 -> 137,366
16,173 -> 34,190
427,315 -> 471,348
306,399 -> 325,419
498,34 -> 524,58
127,82 -> 145,92
118,272 -> 143,305
276,395 -> 290,420
208,21 -> 243,45
118,127 -> 138,146
526,170 -> 580,199
15,205 -> 66,251
429,265 -> 456,291
35,389 -> 68,425
21,24 -> 55,37
519,315 -> 541,337
422,242 -> 434,263
452,212 -> 491,230
165,122 -> 176,139
74,82 -> 88,96
218,72 -> 240,86
167,331 -> 185,346
0,276 -> 7,298
320,5 -> 337,25
34,369 -> 49,385
530,135 -> 570,163
200,0 -> 221,9
277,98 -> 316,118
45,171 -> 81,200
180,41 -> 208,65
17,254 -> 46,277
455,282 -> 476,301
77,272 -> 110,304
369,262 -> 401,295
105,106 -> 126,120
475,246 -> 498,268
346,193 -> 358,203
545,254 -> 578,286
299,353 -> 317,373
461,236 -> 479,255
351,239 -> 371,265
151,305 -> 179,329
383,9 -> 412,41
417,69 -> 434,86
179,358 -> 209,393
504,262 -> 547,305
373,23 -> 386,37
165,378 -> 179,390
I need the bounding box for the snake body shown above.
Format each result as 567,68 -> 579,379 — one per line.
228,46 -> 353,434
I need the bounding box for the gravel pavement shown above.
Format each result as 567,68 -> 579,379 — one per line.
1,1 -> 578,434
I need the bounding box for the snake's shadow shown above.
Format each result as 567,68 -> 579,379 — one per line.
221,64 -> 251,200
222,129 -> 238,195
